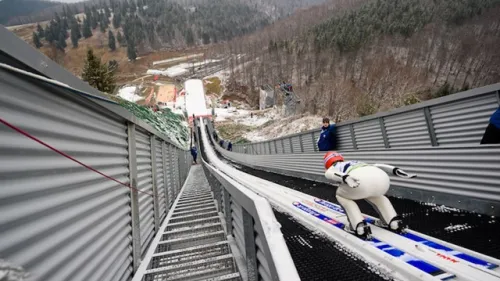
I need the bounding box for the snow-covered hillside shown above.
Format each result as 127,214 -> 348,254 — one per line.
214,106 -> 322,142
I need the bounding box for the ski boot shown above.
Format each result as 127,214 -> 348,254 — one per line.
374,216 -> 407,234
345,221 -> 372,240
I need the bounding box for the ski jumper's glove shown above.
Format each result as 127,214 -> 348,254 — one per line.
325,167 -> 360,188
393,168 -> 417,179
373,164 -> 417,179
343,175 -> 360,188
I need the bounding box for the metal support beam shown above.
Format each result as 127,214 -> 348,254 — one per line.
424,107 -> 438,146
281,139 -> 285,154
268,142 -> 272,154
161,142 -> 169,208
223,190 -> 232,236
274,140 -> 278,154
242,209 -> 258,281
150,135 -> 160,231
496,90 -> 500,105
312,132 -> 318,152
379,118 -> 390,149
299,134 -> 304,152
127,122 -> 141,272
289,138 -> 294,153
349,124 -> 358,150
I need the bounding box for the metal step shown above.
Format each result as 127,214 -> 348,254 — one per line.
177,196 -> 214,204
168,211 -> 219,224
164,223 -> 223,239
151,241 -> 231,268
172,206 -> 217,217
198,272 -> 241,281
160,231 -> 226,251
176,199 -> 214,208
181,191 -> 211,197
145,254 -> 236,281
166,216 -> 221,231
175,201 -> 215,212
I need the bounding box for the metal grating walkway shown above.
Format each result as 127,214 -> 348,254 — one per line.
138,166 -> 242,281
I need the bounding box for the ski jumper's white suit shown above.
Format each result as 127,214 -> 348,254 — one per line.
325,161 -> 414,233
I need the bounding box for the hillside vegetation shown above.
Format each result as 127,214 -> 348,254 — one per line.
221,0 -> 500,121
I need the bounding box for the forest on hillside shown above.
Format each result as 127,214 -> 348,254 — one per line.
26,0 -> 330,59
219,0 -> 500,121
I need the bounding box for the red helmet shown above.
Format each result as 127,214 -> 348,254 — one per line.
324,151 -> 344,170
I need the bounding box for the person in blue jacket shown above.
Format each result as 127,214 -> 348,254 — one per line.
317,117 -> 338,151
227,141 -> 233,151
190,146 -> 198,164
481,107 -> 500,144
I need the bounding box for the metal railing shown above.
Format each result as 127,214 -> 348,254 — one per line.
231,83 -> 500,154
198,120 -> 300,281
0,29 -> 191,281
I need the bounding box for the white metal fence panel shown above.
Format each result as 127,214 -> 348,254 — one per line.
291,135 -> 301,153
155,140 -> 166,221
337,126 -> 354,151
430,93 -> 498,146
384,110 -> 431,148
0,71 -> 133,281
302,132 -> 316,152
135,129 -> 155,256
353,119 -> 385,149
231,201 -> 245,257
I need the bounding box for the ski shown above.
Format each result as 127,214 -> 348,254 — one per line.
312,198 -> 499,270
292,201 -> 456,280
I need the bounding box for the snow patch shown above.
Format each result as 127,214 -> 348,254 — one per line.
117,86 -> 143,102
0,259 -> 29,281
444,224 -> 471,232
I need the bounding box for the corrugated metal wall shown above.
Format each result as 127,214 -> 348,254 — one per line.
0,72 -> 133,281
384,110 -> 430,148
155,139 -> 166,222
0,67 -> 190,280
231,201 -> 245,258
231,86 -> 500,154
135,129 -> 155,256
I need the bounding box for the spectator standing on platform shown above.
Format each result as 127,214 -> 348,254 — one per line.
190,146 -> 198,164
228,141 -> 233,151
481,107 -> 500,144
317,117 -> 338,151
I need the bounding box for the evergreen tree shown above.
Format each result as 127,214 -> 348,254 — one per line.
113,12 -> 121,28
104,4 -> 111,19
185,28 -> 194,46
91,6 -> 99,29
127,39 -> 137,61
108,30 -> 116,51
100,18 -> 106,33
82,18 -> 93,38
45,24 -> 54,43
129,0 -> 136,13
33,32 -> 42,48
70,21 -> 79,47
202,33 -> 210,45
116,31 -> 125,46
82,48 -> 116,93
57,32 -> 67,51
36,23 -> 44,38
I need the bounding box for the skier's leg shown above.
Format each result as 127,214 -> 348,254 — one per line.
365,196 -> 403,232
336,195 -> 370,237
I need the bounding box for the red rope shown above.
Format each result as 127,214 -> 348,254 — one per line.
0,117 -> 154,197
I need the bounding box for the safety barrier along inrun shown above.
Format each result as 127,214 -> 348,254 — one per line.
0,28 -> 191,281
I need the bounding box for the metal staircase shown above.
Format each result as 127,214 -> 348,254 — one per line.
138,166 -> 242,281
